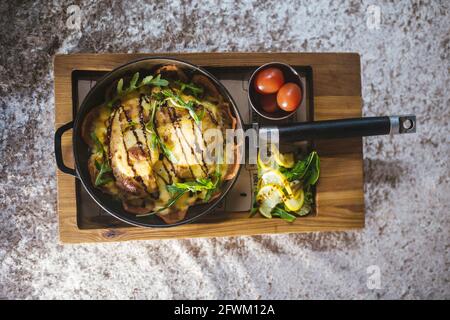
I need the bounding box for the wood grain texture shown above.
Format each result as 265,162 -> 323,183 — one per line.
54,52 -> 364,243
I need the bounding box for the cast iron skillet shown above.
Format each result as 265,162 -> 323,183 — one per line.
55,57 -> 416,228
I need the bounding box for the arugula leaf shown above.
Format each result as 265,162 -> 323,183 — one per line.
280,152 -> 312,181
137,177 -> 217,218
117,79 -> 123,95
141,74 -> 169,87
161,89 -> 201,124
204,169 -> 221,202
249,206 -> 259,218
144,108 -> 156,134
196,106 -> 206,122
303,152 -> 320,186
175,80 -> 204,97
91,133 -> 113,186
145,121 -> 158,149
149,100 -> 158,123
135,191 -> 186,218
124,120 -> 139,130
142,99 -> 177,162
106,72 -> 169,109
144,116 -> 177,162
149,74 -> 169,87
148,132 -> 157,149
160,191 -> 186,210
94,160 -> 113,186
129,72 -> 140,89
159,139 -> 178,163
272,205 -> 297,222
281,151 -> 319,185
167,178 -> 216,195
249,198 -> 259,218
91,132 -> 105,156
141,75 -> 153,86
167,176 -> 221,204
151,91 -> 165,101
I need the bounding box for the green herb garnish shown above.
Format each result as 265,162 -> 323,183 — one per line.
142,74 -> 169,87
94,160 -> 113,186
280,151 -> 319,185
204,168 -> 222,202
303,153 -> 320,186
145,126 -> 177,163
271,205 -> 297,222
91,132 -> 113,186
143,99 -> 177,162
161,89 -> 201,124
167,176 -> 219,204
135,177 -> 218,218
124,120 -> 139,130
135,191 -> 186,218
167,178 -> 216,195
196,106 -> 206,123
117,78 -> 124,95
106,72 -> 169,108
158,138 -> 177,163
175,80 -> 204,97
90,132 -> 105,156
249,205 -> 259,218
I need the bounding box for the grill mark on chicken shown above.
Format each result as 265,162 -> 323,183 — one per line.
198,108 -> 226,173
119,107 -> 153,195
155,172 -> 169,185
205,108 -> 219,126
170,107 -> 208,177
214,105 -> 228,168
154,106 -> 181,181
161,160 -> 174,184
106,108 -> 118,163
137,94 -> 153,163
190,118 -> 209,175
123,106 -> 159,192
192,117 -> 213,171
137,95 -> 171,185
166,107 -> 195,178
123,108 -> 146,157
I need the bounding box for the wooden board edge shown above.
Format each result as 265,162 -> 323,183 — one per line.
59,221 -> 365,244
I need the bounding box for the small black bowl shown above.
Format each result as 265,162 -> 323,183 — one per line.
248,62 -> 304,121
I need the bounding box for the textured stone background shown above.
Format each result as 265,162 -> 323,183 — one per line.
0,0 -> 449,299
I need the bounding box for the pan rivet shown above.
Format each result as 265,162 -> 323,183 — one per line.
402,119 -> 413,130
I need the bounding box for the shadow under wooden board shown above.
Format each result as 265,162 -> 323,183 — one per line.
54,53 -> 364,244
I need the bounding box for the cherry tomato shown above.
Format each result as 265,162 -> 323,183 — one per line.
277,83 -> 302,112
259,94 -> 278,113
254,67 -> 285,94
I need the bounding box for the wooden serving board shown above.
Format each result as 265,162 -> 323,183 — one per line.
54,53 -> 364,243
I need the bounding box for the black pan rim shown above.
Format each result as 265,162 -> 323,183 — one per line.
72,56 -> 243,228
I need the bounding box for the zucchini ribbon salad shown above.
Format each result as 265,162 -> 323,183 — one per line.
253,146 -> 320,222
82,65 -> 239,224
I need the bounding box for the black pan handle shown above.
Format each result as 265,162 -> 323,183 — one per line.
260,115 -> 416,142
54,121 -> 77,177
